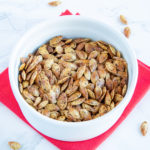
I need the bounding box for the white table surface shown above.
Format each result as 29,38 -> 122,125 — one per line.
0,0 -> 150,149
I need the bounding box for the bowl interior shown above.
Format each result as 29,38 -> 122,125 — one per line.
9,15 -> 138,123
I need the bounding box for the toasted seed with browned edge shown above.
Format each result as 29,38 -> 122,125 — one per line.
124,26 -> 131,38
48,1 -> 61,7
140,121 -> 148,136
8,141 -> 21,150
120,15 -> 128,24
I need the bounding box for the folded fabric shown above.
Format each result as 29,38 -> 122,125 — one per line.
0,10 -> 150,150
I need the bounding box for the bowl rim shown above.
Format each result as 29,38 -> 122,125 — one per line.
9,15 -> 138,127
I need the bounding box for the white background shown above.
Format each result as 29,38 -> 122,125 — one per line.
0,0 -> 150,149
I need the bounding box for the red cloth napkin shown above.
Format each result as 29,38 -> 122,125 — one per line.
0,10 -> 150,150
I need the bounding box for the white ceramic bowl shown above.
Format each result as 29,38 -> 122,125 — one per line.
9,15 -> 138,141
